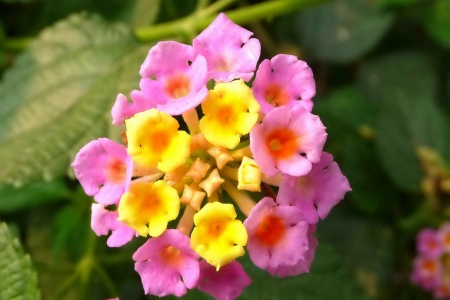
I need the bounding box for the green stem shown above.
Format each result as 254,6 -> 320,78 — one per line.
200,0 -> 238,16
134,0 -> 333,42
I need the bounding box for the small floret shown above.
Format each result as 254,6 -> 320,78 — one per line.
118,180 -> 180,237
252,54 -> 315,114
190,202 -> 247,270
197,260 -> 251,300
126,109 -> 191,173
250,105 -> 327,177
133,229 -> 200,297
71,138 -> 132,205
140,41 -> 208,115
193,13 -> 260,82
200,80 -> 260,149
277,152 -> 351,224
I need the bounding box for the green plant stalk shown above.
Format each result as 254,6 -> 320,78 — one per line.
134,0 -> 333,42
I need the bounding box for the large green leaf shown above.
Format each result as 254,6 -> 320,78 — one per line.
290,0 -> 394,62
0,13 -> 148,187
357,51 -> 437,104
0,222 -> 40,300
422,0 -> 450,49
376,91 -> 450,191
0,178 -> 70,212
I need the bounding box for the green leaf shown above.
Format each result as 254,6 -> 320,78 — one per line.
376,91 -> 450,191
422,0 -> 450,49
357,51 -> 437,104
0,222 -> 40,300
318,213 -> 394,297
0,178 -> 70,212
0,13 -> 149,187
291,0 -> 394,63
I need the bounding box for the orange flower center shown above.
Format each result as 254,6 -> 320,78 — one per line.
264,83 -> 289,107
265,129 -> 298,159
106,157 -> 127,184
165,74 -> 191,99
216,106 -> 234,125
149,130 -> 171,153
422,259 -> 438,273
444,232 -> 450,247
209,222 -> 227,237
256,215 -> 286,246
160,246 -> 183,267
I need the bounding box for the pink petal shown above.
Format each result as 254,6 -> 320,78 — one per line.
253,54 -> 316,114
71,138 -> 132,205
278,152 -> 351,224
244,198 -> 309,270
111,91 -> 157,125
193,13 -> 260,82
133,229 -> 200,297
417,228 -> 443,259
198,260 -> 251,300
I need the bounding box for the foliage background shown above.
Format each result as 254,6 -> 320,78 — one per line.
0,0 -> 449,299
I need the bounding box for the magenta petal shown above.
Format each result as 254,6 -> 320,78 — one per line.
250,106 -> 327,177
244,198 -> 309,271
417,228 -> 443,259
133,229 -> 200,297
253,54 -> 316,114
278,152 -> 351,224
91,204 -> 136,247
193,13 -> 260,82
72,138 -> 132,205
139,41 -> 208,115
267,225 -> 318,277
198,260 -> 251,300
111,91 -> 158,125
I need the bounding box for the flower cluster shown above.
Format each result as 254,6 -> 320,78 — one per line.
412,223 -> 450,299
72,13 -> 351,299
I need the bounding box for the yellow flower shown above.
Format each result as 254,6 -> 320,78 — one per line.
118,180 -> 180,237
199,80 -> 260,149
238,156 -> 262,192
190,202 -> 248,270
126,109 -> 191,173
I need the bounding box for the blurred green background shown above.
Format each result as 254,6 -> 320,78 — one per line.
0,0 -> 450,299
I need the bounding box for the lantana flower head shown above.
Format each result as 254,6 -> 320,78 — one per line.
193,13 -> 260,82
411,223 -> 450,298
71,12 -> 350,299
253,54 -> 316,114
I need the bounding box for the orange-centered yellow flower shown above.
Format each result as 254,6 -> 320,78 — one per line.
190,202 -> 248,270
199,80 -> 260,149
126,109 -> 191,173
118,180 -> 180,237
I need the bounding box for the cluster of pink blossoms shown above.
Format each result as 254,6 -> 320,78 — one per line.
412,223 -> 450,299
72,13 -> 351,299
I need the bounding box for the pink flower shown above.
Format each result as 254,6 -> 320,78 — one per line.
252,54 -> 316,114
439,223 -> 450,252
197,260 -> 251,300
91,203 -> 136,247
243,197 -> 310,273
411,255 -> 442,291
139,41 -> 208,115
277,152 -> 351,224
133,229 -> 200,297
267,225 -> 318,277
71,138 -> 132,205
417,228 -> 443,259
250,105 -> 327,177
111,90 -> 156,125
193,13 -> 260,82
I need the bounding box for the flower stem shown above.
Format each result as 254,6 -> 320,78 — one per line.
134,0 -> 333,42
222,180 -> 256,216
